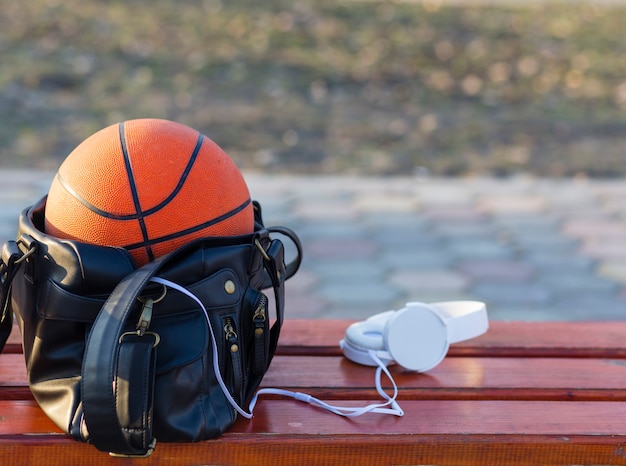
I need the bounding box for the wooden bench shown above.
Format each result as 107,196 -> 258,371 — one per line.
2,319 -> 626,465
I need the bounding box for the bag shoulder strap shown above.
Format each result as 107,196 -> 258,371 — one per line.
81,253 -> 161,456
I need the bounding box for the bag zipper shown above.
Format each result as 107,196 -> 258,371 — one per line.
252,294 -> 269,375
223,317 -> 243,397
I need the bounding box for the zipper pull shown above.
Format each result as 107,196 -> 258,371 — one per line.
136,298 -> 154,337
224,318 -> 243,396
224,321 -> 238,352
252,295 -> 269,375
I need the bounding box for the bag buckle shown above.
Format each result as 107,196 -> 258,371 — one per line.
117,285 -> 167,347
109,438 -> 157,458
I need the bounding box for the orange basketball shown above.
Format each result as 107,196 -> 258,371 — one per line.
44,118 -> 254,267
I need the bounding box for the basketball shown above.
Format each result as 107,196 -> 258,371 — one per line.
44,118 -> 254,267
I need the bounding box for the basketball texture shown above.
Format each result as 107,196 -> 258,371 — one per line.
44,118 -> 254,267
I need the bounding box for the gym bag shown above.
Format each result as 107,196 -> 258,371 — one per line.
0,196 -> 301,457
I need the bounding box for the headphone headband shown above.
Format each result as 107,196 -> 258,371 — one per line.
427,301 -> 489,344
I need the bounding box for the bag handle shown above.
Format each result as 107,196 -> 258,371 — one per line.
0,239 -> 36,353
81,232 -> 289,457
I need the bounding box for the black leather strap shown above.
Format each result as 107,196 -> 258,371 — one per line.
265,239 -> 286,359
81,257 -> 161,456
115,332 -> 158,455
263,226 -> 302,290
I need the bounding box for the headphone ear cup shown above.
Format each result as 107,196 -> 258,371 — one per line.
384,303 -> 450,372
341,310 -> 395,366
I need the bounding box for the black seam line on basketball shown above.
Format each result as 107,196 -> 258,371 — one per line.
53,133 -> 206,221
122,197 -> 252,251
119,122 -> 153,261
55,171 -> 142,220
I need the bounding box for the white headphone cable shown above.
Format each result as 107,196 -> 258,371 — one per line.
150,277 -> 404,419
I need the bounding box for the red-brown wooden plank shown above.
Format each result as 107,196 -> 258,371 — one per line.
1,436 -> 625,466
1,400 -> 625,465
278,320 -> 626,358
7,320 -> 626,357
3,353 -> 626,401
2,322 -> 22,354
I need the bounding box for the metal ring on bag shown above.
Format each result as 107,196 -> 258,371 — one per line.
13,246 -> 36,265
254,239 -> 270,261
137,284 -> 167,304
119,330 -> 161,348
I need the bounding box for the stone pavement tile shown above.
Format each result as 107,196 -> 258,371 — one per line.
308,259 -> 387,281
421,206 -> 486,221
446,239 -> 514,260
579,238 -> 626,260
271,269 -> 331,318
380,250 -> 455,269
524,252 -> 595,272
456,260 -> 535,282
550,293 -> 626,321
388,270 -> 470,293
534,272 -> 619,294
297,222 -> 366,240
283,291 -> 330,318
361,211 -> 430,229
316,281 -> 402,314
269,277 -> 331,319
370,230 -> 440,249
486,306 -> 566,322
304,237 -> 378,259
511,233 -> 579,254
471,283 -> 552,306
431,221 -> 494,239
561,220 -> 626,238
493,214 -> 562,233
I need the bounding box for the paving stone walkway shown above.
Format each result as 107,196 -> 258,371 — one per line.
1,170 -> 625,321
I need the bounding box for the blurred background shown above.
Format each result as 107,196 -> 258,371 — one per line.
1,0 -> 625,320
2,0 -> 626,176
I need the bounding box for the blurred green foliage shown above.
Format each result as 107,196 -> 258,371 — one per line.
1,0 -> 626,176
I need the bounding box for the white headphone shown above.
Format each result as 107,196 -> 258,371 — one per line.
340,301 -> 489,372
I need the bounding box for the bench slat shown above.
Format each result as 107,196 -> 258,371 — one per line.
3,354 -> 626,401
0,437 -> 624,466
7,320 -> 626,357
1,400 -> 625,465
278,320 -> 626,357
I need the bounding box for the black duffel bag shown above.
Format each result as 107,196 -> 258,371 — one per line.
0,196 -> 301,457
